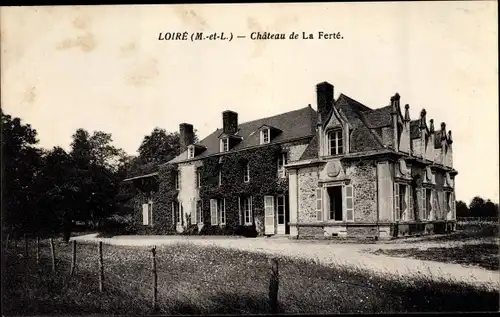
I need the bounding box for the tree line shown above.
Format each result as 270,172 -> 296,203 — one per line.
2,110 -> 197,240
456,197 -> 499,219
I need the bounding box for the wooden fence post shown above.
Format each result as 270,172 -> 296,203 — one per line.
269,258 -> 279,314
151,246 -> 158,311
50,238 -> 56,273
24,234 -> 28,259
98,241 -> 104,292
70,240 -> 77,276
36,237 -> 40,266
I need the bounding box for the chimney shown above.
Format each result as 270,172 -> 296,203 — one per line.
316,82 -> 334,124
404,104 -> 411,122
222,110 -> 238,135
179,123 -> 194,152
420,109 -> 427,129
391,93 -> 401,113
440,122 -> 447,140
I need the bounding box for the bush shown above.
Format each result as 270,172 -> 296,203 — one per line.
98,215 -> 138,237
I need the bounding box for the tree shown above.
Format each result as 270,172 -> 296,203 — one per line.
456,200 -> 469,218
469,196 -> 486,217
69,128 -> 124,227
1,111 -> 43,236
137,127 -> 199,165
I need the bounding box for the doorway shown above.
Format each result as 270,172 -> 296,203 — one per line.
327,186 -> 343,221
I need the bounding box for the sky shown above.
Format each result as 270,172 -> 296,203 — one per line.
1,2 -> 498,204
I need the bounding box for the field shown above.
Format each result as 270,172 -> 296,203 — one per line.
372,221 -> 499,271
2,236 -> 499,315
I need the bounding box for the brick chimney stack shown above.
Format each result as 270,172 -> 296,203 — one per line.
222,110 -> 238,135
316,82 -> 334,124
179,123 -> 194,153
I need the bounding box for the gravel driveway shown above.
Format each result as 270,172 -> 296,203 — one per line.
71,234 -> 499,289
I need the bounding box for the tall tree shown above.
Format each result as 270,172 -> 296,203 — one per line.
2,111 -> 43,236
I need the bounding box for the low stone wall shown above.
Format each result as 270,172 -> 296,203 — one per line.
294,220 -> 457,240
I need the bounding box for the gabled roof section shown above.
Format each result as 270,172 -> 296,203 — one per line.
168,106 -> 317,164
363,105 -> 393,128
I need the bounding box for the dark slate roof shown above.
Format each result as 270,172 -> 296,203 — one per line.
300,94 -> 389,159
169,106 -> 317,164
363,105 -> 393,128
410,120 -> 421,139
299,134 -> 319,160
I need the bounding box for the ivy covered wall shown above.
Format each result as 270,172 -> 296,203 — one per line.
199,144 -> 289,234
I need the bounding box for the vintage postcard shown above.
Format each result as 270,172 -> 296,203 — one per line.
1,2 -> 498,315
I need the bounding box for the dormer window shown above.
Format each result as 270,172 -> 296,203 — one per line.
260,128 -> 270,144
187,145 -> 195,159
328,129 -> 344,156
220,138 -> 229,152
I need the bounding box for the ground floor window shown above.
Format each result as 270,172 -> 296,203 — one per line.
142,200 -> 153,226
316,184 -> 354,222
446,191 -> 455,220
394,183 -> 409,221
242,196 -> 253,225
210,198 -> 225,226
197,200 -> 203,223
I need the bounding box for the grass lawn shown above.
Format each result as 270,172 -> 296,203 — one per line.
373,221 -> 499,271
2,239 -> 499,315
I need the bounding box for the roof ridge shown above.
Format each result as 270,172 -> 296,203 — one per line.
234,105 -> 315,127
338,93 -> 372,111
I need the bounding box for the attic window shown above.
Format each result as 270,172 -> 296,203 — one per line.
328,129 -> 344,156
220,138 -> 229,152
260,128 -> 270,144
187,145 -> 195,159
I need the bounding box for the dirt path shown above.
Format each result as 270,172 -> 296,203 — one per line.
71,234 -> 499,290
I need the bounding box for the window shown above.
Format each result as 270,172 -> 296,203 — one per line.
261,128 -> 270,144
142,201 -> 153,226
187,145 -> 195,159
328,129 -> 344,156
421,188 -> 427,220
243,196 -> 253,225
219,198 -> 226,225
220,138 -> 229,152
244,163 -> 250,183
173,201 -> 182,225
175,171 -> 180,190
218,170 -> 222,186
277,195 -> 285,225
394,183 -> 407,221
210,198 -> 225,225
196,168 -> 201,188
197,200 -> 203,223
278,153 -> 288,178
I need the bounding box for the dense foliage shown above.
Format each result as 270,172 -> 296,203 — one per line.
1,112 -> 185,239
198,144 -> 288,235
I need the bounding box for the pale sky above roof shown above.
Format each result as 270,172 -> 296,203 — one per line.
1,2 -> 498,204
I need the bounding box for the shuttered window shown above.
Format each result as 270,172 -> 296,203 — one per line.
316,188 -> 322,221
345,185 -> 354,222
408,185 -> 413,221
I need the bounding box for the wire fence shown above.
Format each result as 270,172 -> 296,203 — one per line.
2,235 -> 450,314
